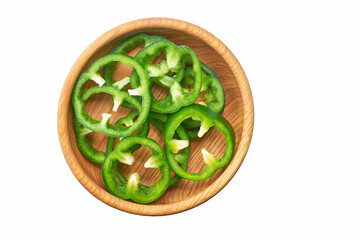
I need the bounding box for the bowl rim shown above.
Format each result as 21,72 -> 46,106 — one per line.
57,17 -> 254,216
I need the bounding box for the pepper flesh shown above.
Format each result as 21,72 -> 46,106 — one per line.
181,59 -> 225,129
130,41 -> 202,113
73,76 -> 150,164
74,112 -> 149,163
148,112 -> 190,186
163,104 -> 235,181
148,112 -> 202,140
72,54 -> 151,137
182,67 -> 224,116
106,111 -> 150,154
71,33 -> 236,202
103,33 -> 169,84
102,136 -> 171,203
73,115 -> 105,164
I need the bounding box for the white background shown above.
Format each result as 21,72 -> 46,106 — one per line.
1,0 -> 359,239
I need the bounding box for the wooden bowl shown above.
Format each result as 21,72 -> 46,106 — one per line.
57,18 -> 254,216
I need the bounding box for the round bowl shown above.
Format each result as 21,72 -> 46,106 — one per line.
57,18 -> 254,215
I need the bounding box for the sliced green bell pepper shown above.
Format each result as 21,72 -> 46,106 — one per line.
164,104 -> 235,181
183,57 -> 218,77
106,111 -> 150,154
103,33 -> 169,84
148,112 -> 190,186
102,136 -> 171,203
73,115 -> 106,164
182,68 -> 224,116
72,54 -> 151,138
73,76 -> 150,164
130,41 -> 202,113
181,59 -> 225,129
148,111 -> 201,140
73,110 -> 150,164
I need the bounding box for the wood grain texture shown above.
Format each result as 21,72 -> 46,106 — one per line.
57,18 -> 254,216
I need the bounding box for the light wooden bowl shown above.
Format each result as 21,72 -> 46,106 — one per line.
57,18 -> 254,216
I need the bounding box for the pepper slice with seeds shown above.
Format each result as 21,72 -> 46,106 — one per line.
72,54 -> 151,137
148,112 -> 190,186
130,41 -> 202,113
102,136 -> 171,203
73,112 -> 150,164
180,58 -> 225,129
163,104 -> 235,181
102,33 -> 170,84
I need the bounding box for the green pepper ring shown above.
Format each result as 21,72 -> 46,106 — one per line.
102,33 -> 170,84
73,111 -> 150,165
102,136 -> 171,204
181,59 -> 225,129
185,127 -> 202,139
183,57 -> 218,78
130,41 -> 202,113
164,104 -> 235,181
148,112 -> 190,186
73,115 -> 106,164
106,111 -> 150,154
72,54 -> 151,138
74,76 -> 150,164
130,40 -> 185,87
148,111 -> 203,140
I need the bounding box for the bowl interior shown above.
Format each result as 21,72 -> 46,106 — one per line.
65,26 -> 245,210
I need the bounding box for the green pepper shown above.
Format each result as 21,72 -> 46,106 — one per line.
73,76 -> 150,164
131,41 -> 185,86
72,111 -> 150,164
182,125 -> 202,140
182,68 -> 224,115
73,115 -> 106,164
149,111 -> 201,140
103,33 -> 169,84
148,112 -> 190,186
148,112 -> 168,137
106,111 -> 150,154
130,41 -> 202,113
102,136 -> 171,203
72,54 -> 151,138
183,57 -> 218,77
181,60 -> 225,129
164,104 -> 235,181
